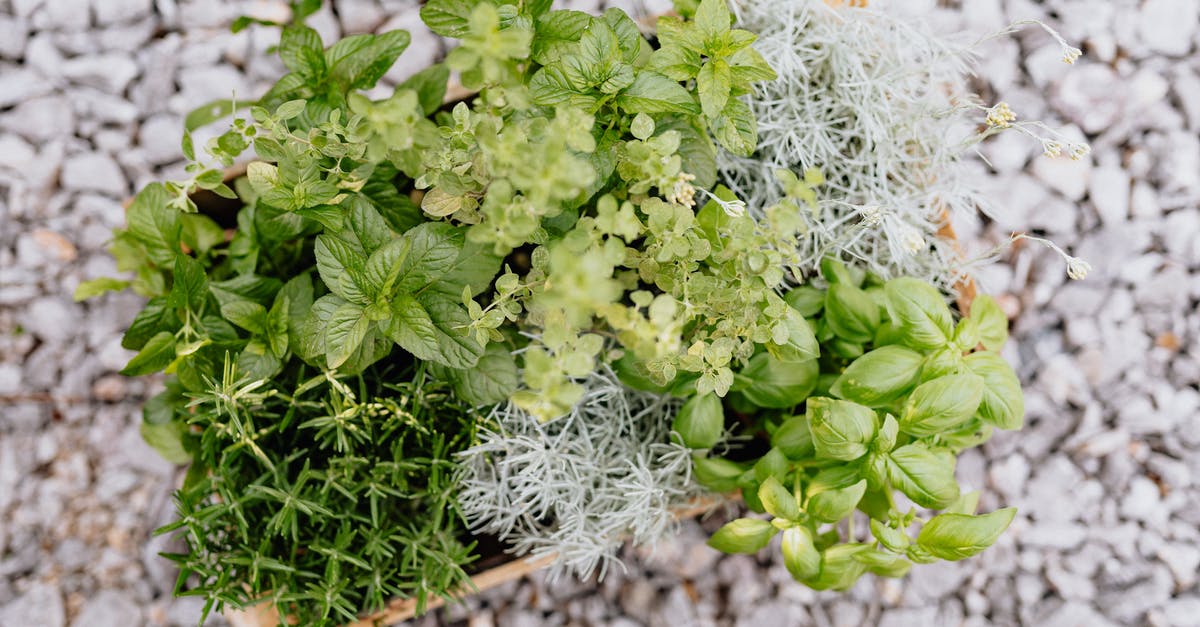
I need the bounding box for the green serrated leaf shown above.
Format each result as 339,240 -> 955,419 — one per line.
615,70 -> 700,114
120,331 -> 177,376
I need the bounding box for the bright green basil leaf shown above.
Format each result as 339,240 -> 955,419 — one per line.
707,518 -> 777,554
772,414 -> 814,460
853,548 -> 912,578
806,479 -> 866,523
964,352 -> 1024,430
887,443 -> 960,509
917,508 -> 1017,561
969,293 -> 1008,351
121,331 -> 177,376
873,414 -> 899,453
953,316 -> 980,351
807,397 -> 877,461
806,544 -> 869,591
766,308 -> 819,362
918,346 -> 963,381
739,354 -> 818,409
692,456 -> 745,493
781,526 -> 821,581
758,476 -> 800,521
615,70 -> 700,114
673,392 -> 725,449
784,285 -> 824,317
870,519 -> 910,552
825,282 -> 879,344
830,345 -> 923,406
819,257 -> 855,285
899,373 -> 985,437
753,446 -> 790,484
946,490 -> 981,516
884,277 -> 954,350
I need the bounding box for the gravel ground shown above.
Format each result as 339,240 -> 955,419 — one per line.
2,0 -> 1198,626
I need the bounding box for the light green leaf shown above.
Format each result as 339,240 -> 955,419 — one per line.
436,344 -> 518,405
221,300 -> 267,334
531,10 -> 592,65
969,294 -> 1009,351
807,397 -> 877,461
692,456 -> 745,493
739,354 -> 818,409
900,373 -> 985,437
806,479 -> 866,523
758,476 -> 800,521
830,345 -> 924,407
765,307 -> 819,362
884,277 -> 954,350
887,443 -> 960,509
870,519 -> 910,553
697,59 -> 731,119
74,277 -> 130,301
772,414 -> 814,460
673,392 -> 725,449
917,508 -> 1017,560
420,0 -> 479,37
278,26 -> 325,79
140,420 -> 191,465
781,527 -> 821,581
707,518 -> 777,554
964,352 -> 1024,430
825,282 -> 880,344
806,544 -> 869,591
710,97 -> 756,157
693,0 -> 731,41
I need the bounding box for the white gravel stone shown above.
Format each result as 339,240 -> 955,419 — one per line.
1137,0 -> 1199,56
61,52 -> 140,93
92,0 -> 153,25
1088,166 -> 1130,225
0,15 -> 29,59
70,589 -> 141,627
0,582 -> 65,627
0,67 -> 54,107
1051,64 -> 1122,134
1031,148 -> 1092,201
61,152 -> 127,196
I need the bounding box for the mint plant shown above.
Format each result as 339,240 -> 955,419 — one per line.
685,261 -> 1023,589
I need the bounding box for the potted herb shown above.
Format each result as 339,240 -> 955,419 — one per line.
77,0 -> 1086,624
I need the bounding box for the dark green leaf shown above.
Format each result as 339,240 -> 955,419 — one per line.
772,414 -> 814,460
692,456 -> 745,493
221,300 -> 267,334
167,255 -> 208,312
436,343 -> 518,405
421,0 -> 479,37
399,64 -> 451,116
121,331 -> 177,376
531,10 -> 592,65
738,353 -> 818,409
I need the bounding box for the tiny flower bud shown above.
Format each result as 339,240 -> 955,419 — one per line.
1061,45 -> 1081,64
1041,140 -> 1063,158
985,102 -> 1017,129
1066,256 -> 1091,280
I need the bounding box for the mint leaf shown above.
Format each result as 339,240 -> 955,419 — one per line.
531,10 -> 592,65
399,64 -> 451,116
917,508 -> 1017,561
121,331 -> 177,376
325,302 -> 370,369
314,234 -> 372,304
601,8 -> 643,64
693,0 -> 731,42
899,373 -> 985,438
363,237 -> 412,297
221,300 -> 267,334
395,222 -> 463,292
964,352 -> 1024,430
421,0 -> 479,38
697,59 -> 731,119
387,293 -> 483,369
710,97 -> 757,157
327,30 -> 411,90
436,344 -> 518,405
74,277 -> 130,301
887,443 -> 960,509
126,183 -> 181,265
266,293 -> 289,358
140,420 -> 191,465
807,397 -> 877,461
830,345 -> 924,407
615,71 -> 700,114
279,26 -> 326,80
167,255 -> 208,312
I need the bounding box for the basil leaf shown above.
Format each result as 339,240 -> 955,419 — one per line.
968,293 -> 1008,351
739,354 -> 818,409
707,518 -> 777,554
884,277 -> 954,350
806,544 -> 869,591
758,476 -> 800,521
807,397 -> 877,461
964,352 -> 1024,430
672,392 -> 725,449
784,285 -> 824,317
825,283 -> 880,344
806,479 -> 866,523
899,373 -> 985,437
121,331 -> 177,376
830,345 -> 923,407
917,508 -> 1017,561
753,447 -> 790,484
772,414 -> 814,460
765,307 -> 819,362
781,526 -> 821,581
887,443 -> 960,509
853,549 -> 912,578
870,519 -> 910,553
692,456 -> 745,493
